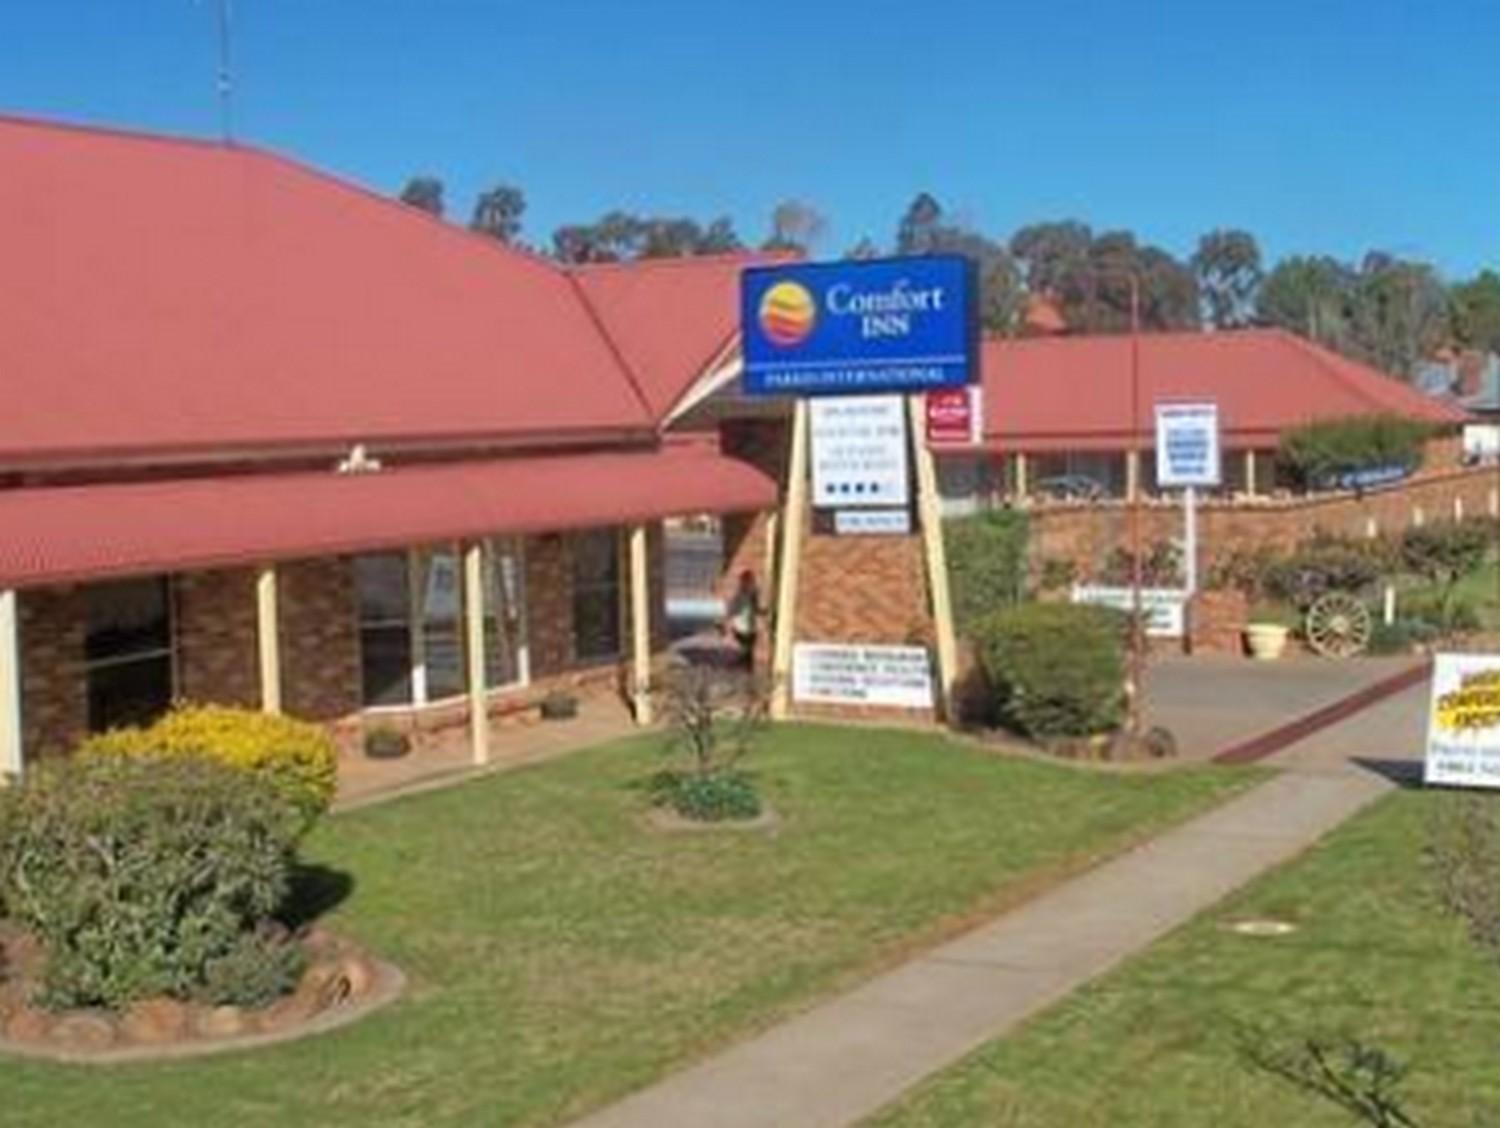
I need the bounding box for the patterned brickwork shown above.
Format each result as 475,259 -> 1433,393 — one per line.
176,567 -> 260,708
18,587 -> 86,760
278,557 -> 360,722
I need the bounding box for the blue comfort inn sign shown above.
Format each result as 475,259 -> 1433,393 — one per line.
740,255 -> 976,396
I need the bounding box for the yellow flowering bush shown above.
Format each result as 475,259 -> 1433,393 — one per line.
82,704 -> 337,828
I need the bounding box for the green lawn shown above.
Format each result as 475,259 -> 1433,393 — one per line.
1,724 -> 1255,1127
870,788 -> 1500,1128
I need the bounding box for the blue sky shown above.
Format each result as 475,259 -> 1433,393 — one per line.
1,1 -> 1494,275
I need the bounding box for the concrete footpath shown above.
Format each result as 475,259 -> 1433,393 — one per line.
572,684 -> 1429,1128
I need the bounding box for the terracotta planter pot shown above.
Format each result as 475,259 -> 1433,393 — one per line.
1244,623 -> 1291,660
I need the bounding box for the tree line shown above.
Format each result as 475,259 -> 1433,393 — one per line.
397,173 -> 1500,380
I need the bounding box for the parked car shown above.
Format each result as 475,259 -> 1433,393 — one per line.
1033,474 -> 1106,501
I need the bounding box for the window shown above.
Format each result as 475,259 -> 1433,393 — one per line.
356,554 -> 414,706
572,529 -> 621,661
84,577 -> 173,732
356,542 -> 527,709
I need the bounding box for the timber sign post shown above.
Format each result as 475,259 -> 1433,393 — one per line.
741,255 -> 976,722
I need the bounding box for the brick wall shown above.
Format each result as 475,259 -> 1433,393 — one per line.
1028,465 -> 1500,579
278,557 -> 360,722
176,567 -> 260,708
18,587 -> 86,760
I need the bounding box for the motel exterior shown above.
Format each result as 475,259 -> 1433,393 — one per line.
0,115 -> 775,776
0,113 -> 1482,778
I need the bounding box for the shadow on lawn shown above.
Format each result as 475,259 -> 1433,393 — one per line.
280,863 -> 356,930
1350,757 -> 1425,789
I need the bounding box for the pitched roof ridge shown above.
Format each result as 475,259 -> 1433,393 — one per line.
0,110 -> 573,280
0,108 -> 239,154
1268,328 -> 1406,413
567,271 -> 659,426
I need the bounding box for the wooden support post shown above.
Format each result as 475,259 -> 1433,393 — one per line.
909,396 -> 960,722
1244,449 -> 1258,497
1126,449 -> 1141,502
1014,451 -> 1029,502
256,564 -> 282,714
0,589 -> 22,783
770,401 -> 809,721
629,523 -> 653,726
463,541 -> 489,765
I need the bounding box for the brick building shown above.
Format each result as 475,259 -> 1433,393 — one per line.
0,114 -> 776,775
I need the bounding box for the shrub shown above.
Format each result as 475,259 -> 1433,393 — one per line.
1262,536 -> 1388,610
974,603 -> 1128,738
1034,556 -> 1079,595
653,770 -> 762,822
82,704 -> 336,828
0,756 -> 301,1010
1096,540 -> 1182,588
1278,414 -> 1432,490
1206,545 -> 1281,601
1366,619 -> 1438,655
945,510 -> 1029,635
1400,520 -> 1491,628
1401,590 -> 1481,634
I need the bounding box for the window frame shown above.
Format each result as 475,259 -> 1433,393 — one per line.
81,575 -> 176,733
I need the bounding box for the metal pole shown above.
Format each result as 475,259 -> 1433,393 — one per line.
1183,486 -> 1198,596
1128,275 -> 1144,739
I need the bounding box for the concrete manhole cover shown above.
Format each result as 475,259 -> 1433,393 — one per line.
1225,918 -> 1299,937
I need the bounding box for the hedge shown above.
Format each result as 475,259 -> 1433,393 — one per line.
945,510 -> 1029,636
82,704 -> 338,829
1278,414 -> 1432,490
974,602 -> 1128,738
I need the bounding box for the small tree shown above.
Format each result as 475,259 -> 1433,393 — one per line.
653,665 -> 770,822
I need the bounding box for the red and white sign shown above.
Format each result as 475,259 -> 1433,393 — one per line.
925,386 -> 981,445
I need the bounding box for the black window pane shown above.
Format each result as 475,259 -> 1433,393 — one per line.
361,625 -> 413,706
574,590 -> 620,661
356,554 -> 410,625
85,578 -> 169,662
88,654 -> 172,732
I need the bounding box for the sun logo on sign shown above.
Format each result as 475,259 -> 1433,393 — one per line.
758,281 -> 816,347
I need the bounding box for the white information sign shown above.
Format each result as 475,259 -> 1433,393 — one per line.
1154,401 -> 1221,488
1071,585 -> 1187,638
793,643 -> 934,709
834,509 -> 912,536
810,395 -> 910,509
1425,653 -> 1500,789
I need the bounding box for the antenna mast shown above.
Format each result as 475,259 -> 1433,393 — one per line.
215,0 -> 235,143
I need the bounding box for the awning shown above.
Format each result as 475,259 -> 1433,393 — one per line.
0,446 -> 777,588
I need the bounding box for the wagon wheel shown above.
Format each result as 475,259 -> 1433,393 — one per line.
1304,592 -> 1373,659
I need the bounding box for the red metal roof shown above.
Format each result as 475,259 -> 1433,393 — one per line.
0,446 -> 776,589
573,252 -> 791,419
979,329 -> 1468,452
0,114 -> 654,466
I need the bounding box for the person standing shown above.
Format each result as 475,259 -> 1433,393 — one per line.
725,569 -> 764,671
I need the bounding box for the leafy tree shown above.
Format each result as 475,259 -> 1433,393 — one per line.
1257,255 -> 1356,344
470,183 -> 526,244
1192,228 -> 1263,329
894,193 -> 1023,335
398,175 -> 444,218
1451,269 -> 1500,353
762,199 -> 827,254
1011,220 -> 1197,333
551,211 -> 741,263
1346,253 -> 1450,379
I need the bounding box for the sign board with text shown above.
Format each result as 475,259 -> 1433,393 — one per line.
793,643 -> 935,709
1071,585 -> 1187,638
925,385 -> 983,445
1425,653 -> 1500,789
1154,401 -> 1221,489
833,509 -> 912,536
810,395 -> 910,508
741,255 -> 976,396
